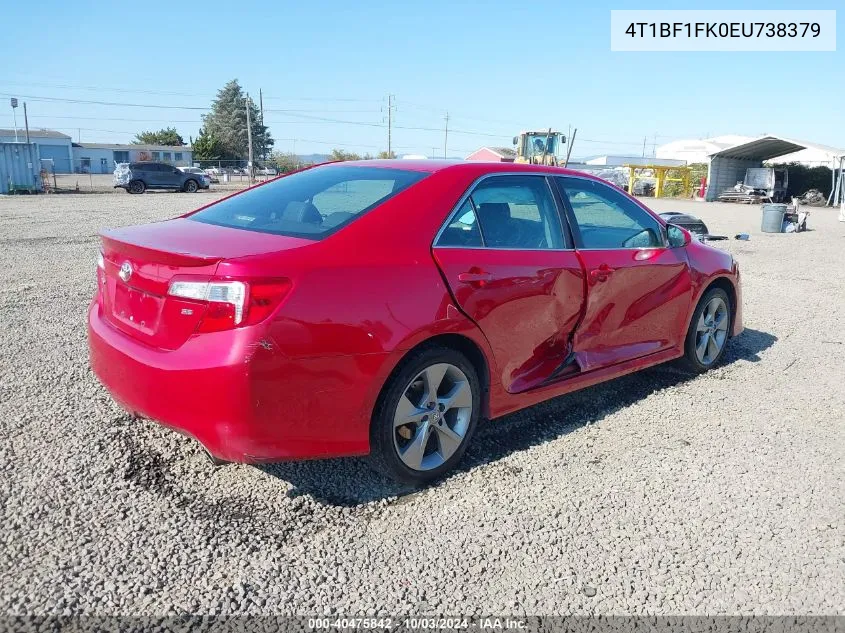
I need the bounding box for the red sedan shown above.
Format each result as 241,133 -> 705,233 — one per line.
89,160 -> 742,485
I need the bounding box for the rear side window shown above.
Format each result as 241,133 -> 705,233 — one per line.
437,175 -> 564,250
190,166 -> 427,238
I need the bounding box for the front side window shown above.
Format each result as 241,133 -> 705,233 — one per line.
437,175 -> 564,249
190,166 -> 427,238
557,177 -> 663,249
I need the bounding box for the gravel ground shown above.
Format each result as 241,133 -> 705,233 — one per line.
0,191 -> 842,616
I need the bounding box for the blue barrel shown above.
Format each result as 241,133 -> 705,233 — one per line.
761,203 -> 787,233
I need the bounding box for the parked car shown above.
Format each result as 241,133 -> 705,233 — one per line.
256,166 -> 278,176
90,161 -> 743,485
658,211 -> 709,238
114,162 -> 209,194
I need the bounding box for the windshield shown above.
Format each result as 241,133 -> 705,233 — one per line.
525,134 -> 559,158
189,165 -> 428,238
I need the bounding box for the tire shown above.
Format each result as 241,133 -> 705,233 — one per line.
368,346 -> 481,486
183,179 -> 198,193
128,180 -> 145,194
679,287 -> 732,373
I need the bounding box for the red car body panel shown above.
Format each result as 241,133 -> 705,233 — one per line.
88,160 -> 742,463
433,247 -> 584,393
572,247 -> 693,372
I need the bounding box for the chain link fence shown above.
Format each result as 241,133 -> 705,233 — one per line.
37,157 -> 279,193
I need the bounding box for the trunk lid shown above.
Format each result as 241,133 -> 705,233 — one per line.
99,218 -> 312,349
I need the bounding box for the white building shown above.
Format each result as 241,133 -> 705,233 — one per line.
71,143 -> 193,174
656,135 -> 754,165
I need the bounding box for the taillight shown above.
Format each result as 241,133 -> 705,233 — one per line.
96,251 -> 106,301
167,278 -> 290,333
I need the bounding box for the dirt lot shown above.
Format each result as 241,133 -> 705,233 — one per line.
0,191 -> 842,616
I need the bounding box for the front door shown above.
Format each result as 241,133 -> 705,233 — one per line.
555,176 -> 693,372
433,175 -> 584,393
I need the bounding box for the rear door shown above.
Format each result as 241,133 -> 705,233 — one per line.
140,163 -> 162,188
555,176 -> 693,372
432,174 -> 585,393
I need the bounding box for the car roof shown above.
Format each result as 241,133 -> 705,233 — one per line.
326,158 -> 606,180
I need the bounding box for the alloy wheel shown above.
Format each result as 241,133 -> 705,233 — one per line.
695,296 -> 729,365
392,363 -> 473,471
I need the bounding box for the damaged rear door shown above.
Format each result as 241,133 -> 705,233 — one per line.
432,174 -> 585,393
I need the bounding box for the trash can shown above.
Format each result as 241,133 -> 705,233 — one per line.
761,203 -> 787,233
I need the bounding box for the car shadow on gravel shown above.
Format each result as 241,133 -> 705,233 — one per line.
259,328 -> 776,507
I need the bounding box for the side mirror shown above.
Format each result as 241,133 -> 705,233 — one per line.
667,224 -> 691,248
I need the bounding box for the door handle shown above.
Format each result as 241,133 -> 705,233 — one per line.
458,271 -> 493,284
589,265 -> 615,282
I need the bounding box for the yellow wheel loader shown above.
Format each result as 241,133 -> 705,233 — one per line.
513,130 -> 566,166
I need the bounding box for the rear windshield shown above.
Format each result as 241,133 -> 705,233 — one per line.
189,165 -> 428,238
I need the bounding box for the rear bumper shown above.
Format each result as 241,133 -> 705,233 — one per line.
88,301 -> 375,462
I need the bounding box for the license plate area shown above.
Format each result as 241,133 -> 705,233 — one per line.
112,283 -> 162,333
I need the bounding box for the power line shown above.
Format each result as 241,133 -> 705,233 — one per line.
0,81 -> 383,103
0,92 -> 208,110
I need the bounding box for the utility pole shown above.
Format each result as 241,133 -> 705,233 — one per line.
444,112 -> 449,159
652,132 -> 657,158
387,94 -> 393,157
259,89 -> 265,160
246,93 -> 254,183
642,136 -> 647,158
23,102 -> 30,144
564,128 -> 577,168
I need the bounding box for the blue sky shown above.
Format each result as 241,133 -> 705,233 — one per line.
1,0 -> 841,158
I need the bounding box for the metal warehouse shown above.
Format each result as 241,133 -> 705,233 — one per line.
0,129 -> 73,174
705,136 -> 845,203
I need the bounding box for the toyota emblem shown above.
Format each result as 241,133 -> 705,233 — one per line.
119,261 -> 133,282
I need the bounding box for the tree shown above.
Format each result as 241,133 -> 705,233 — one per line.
329,148 -> 361,162
133,127 -> 185,146
201,79 -> 273,161
270,151 -> 300,173
192,127 -> 224,161
377,151 -> 397,159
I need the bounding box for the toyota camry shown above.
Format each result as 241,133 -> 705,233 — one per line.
89,160 -> 742,484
